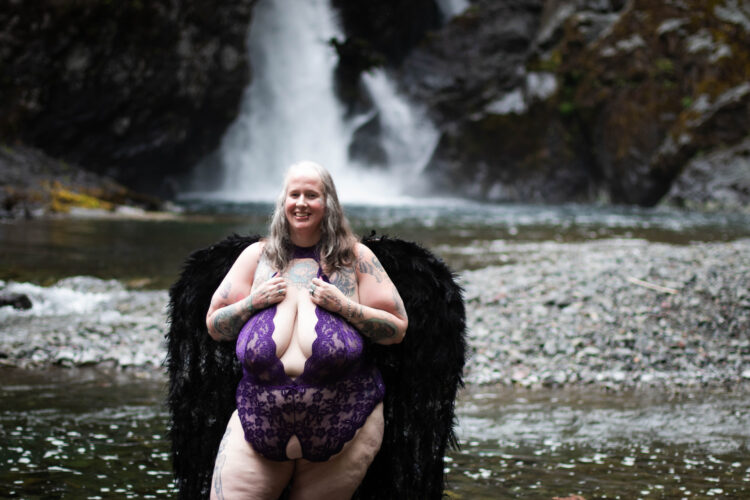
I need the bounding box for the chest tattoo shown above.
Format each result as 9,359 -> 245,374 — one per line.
286,260 -> 319,288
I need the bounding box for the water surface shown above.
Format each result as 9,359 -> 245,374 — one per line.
2,202 -> 750,498
2,368 -> 749,498
2,201 -> 749,286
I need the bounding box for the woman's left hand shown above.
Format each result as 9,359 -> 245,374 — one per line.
309,277 -> 351,316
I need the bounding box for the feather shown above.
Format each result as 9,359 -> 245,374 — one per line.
166,234 -> 466,499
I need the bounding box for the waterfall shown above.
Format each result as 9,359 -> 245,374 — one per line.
188,0 -> 438,203
435,0 -> 469,19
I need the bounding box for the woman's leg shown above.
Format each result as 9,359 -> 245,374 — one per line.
288,403 -> 384,500
210,411 -> 295,500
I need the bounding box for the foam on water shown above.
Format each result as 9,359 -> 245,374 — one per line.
0,277 -> 167,368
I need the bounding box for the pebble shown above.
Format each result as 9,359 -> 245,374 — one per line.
1,238 -> 749,393
460,238 -> 750,390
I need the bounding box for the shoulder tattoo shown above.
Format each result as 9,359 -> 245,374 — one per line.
357,253 -> 386,283
329,265 -> 357,297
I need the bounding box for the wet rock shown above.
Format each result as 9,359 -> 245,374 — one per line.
0,293 -> 32,310
662,137 -> 750,213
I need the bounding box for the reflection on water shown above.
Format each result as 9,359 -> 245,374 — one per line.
2,369 -> 749,498
447,387 -> 750,498
0,369 -> 175,498
2,201 -> 750,286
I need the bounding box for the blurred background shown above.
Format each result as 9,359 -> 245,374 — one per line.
1,0 -> 749,498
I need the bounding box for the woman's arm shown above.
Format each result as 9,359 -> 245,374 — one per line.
311,243 -> 407,345
205,243 -> 286,341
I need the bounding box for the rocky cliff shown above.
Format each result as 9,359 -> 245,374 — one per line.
1,0 -> 748,210
393,0 -> 750,208
0,0 -> 256,197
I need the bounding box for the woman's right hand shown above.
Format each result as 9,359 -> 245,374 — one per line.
249,276 -> 287,310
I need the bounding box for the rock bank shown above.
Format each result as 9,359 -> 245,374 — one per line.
1,238 -> 748,393
459,238 -> 750,390
396,0 -> 750,209
1,144 -> 164,218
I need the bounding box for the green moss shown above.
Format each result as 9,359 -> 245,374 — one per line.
654,58 -> 674,75
558,101 -> 576,116
528,50 -> 562,73
47,182 -> 114,213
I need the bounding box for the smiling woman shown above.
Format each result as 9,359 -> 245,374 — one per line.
284,166 -> 326,245
203,161 -> 408,499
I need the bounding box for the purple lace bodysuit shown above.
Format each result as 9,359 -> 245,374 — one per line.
235,245 -> 385,462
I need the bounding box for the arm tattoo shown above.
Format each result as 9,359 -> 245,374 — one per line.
211,292 -> 256,340
344,302 -> 396,341
358,318 -> 398,342
357,255 -> 386,283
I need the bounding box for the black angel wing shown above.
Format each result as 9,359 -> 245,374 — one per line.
356,235 -> 466,500
166,234 -> 260,499
166,234 -> 466,500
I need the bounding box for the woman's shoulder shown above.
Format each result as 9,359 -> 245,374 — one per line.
353,241 -> 373,260
235,239 -> 267,266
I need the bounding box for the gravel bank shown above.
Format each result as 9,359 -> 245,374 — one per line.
2,238 -> 748,391
459,238 -> 750,390
0,277 -> 167,370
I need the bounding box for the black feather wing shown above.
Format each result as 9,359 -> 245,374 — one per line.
166,234 -> 466,499
166,234 -> 260,499
357,235 -> 467,500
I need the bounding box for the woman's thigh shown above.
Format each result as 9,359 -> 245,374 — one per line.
289,402 -> 384,500
210,411 -> 295,500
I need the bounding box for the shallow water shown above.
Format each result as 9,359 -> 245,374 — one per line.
2,201 -> 750,287
2,368 -> 749,499
447,387 -> 750,498
2,202 -> 750,498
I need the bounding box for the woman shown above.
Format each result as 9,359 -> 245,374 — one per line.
205,161 -> 408,499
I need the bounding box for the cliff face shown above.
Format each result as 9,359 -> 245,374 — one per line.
0,0 -> 256,196
2,0 -> 748,209
393,0 -> 750,208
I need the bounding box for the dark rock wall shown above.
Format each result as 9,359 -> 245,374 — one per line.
394,0 -> 750,207
551,0 -> 750,206
0,0 -> 256,196
2,0 -> 748,209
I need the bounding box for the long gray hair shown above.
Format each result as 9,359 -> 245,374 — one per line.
263,161 -> 357,272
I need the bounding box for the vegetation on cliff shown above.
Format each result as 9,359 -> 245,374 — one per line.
395,0 -> 750,209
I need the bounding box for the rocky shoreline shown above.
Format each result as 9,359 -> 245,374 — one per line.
0,144 -> 168,219
1,238 -> 749,392
459,238 -> 750,391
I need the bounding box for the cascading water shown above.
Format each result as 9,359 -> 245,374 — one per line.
187,0 -> 438,203
436,0 -> 469,19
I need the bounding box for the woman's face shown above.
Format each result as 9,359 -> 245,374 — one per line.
284,168 -> 325,237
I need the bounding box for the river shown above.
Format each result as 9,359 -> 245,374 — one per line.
2,200 -> 750,498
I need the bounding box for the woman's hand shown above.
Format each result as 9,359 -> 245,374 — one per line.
309,277 -> 351,316
251,276 -> 287,310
